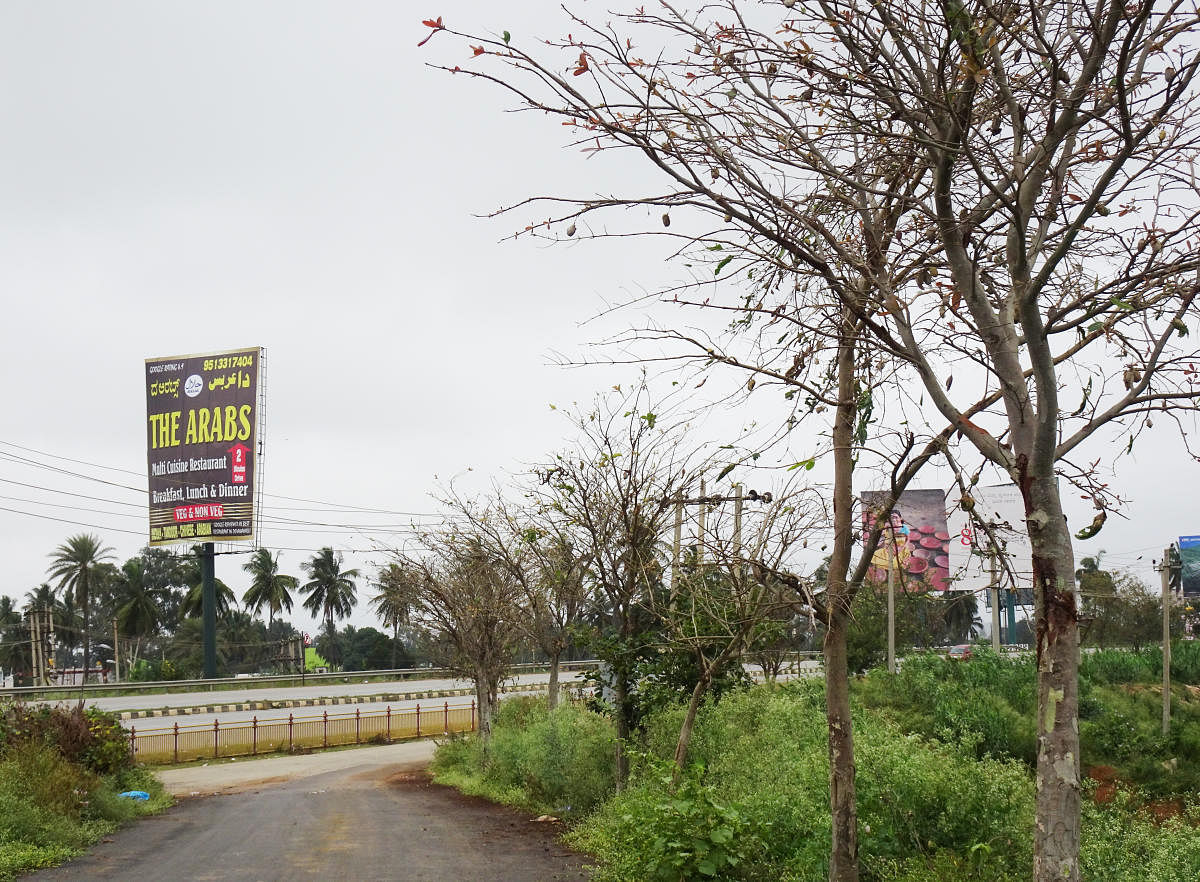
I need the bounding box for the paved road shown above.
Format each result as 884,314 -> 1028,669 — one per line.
82,671 -> 582,714
32,742 -> 591,881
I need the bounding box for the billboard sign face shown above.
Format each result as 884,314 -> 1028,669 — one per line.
1180,536 -> 1200,597
145,347 -> 259,546
946,484 -> 1033,593
861,489 -> 951,592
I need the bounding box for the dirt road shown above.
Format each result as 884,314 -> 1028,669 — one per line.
31,741 -> 591,881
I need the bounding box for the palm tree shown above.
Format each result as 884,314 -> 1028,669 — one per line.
47,533 -> 114,683
301,548 -> 359,665
941,591 -> 984,645
176,546 -> 238,622
0,595 -> 27,679
370,562 -> 414,669
112,557 -> 166,670
241,548 -> 298,627
179,575 -> 236,621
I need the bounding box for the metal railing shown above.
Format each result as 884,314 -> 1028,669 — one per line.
129,701 -> 478,765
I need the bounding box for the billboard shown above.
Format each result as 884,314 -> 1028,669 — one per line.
945,484 -> 1033,593
861,489 -> 951,592
145,347 -> 260,546
1180,536 -> 1200,597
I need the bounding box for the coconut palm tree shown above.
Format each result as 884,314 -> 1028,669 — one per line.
179,573 -> 237,621
0,595 -> 27,679
47,533 -> 114,683
241,548 -> 298,628
112,557 -> 168,670
370,562 -> 415,669
301,548 -> 359,665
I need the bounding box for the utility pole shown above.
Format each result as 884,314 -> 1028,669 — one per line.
667,483 -> 772,589
201,542 -> 217,679
27,609 -> 42,687
1160,545 -> 1184,735
113,619 -> 120,683
671,498 -> 683,602
732,484 -> 743,559
1160,547 -> 1172,735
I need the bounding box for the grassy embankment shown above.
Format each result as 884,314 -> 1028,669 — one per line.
432,646 -> 1200,881
0,702 -> 170,879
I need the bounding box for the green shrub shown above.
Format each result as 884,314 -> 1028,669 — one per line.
1080,790 -> 1200,880
856,650 -> 1037,766
0,730 -> 169,879
1081,649 -> 1155,686
432,697 -> 616,817
573,683 -> 1033,882
0,701 -> 131,776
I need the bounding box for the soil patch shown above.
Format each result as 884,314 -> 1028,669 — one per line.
387,770 -> 586,874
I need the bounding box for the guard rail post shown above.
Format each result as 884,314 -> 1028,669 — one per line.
173,722 -> 179,764
323,710 -> 328,748
416,704 -> 421,738
443,701 -> 449,734
288,713 -> 294,752
252,716 -> 258,756
213,719 -> 220,759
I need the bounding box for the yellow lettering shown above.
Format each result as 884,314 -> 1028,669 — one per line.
184,409 -> 198,445
238,405 -> 252,440
148,412 -> 182,449
198,407 -> 212,443
224,406 -> 238,441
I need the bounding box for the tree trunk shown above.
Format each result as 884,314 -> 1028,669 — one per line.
672,662 -> 713,783
613,671 -> 630,790
1024,470 -> 1081,882
476,678 -> 497,740
546,648 -> 561,709
825,608 -> 858,882
826,305 -> 860,882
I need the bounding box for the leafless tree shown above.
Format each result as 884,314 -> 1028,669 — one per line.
522,382 -> 701,785
389,532 -> 524,739
439,487 -> 591,709
426,2 -> 1200,877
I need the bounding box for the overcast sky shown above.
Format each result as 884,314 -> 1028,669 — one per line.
1,2 -> 1193,644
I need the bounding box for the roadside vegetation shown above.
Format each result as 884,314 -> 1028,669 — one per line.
0,700 -> 169,879
433,649 -> 1200,881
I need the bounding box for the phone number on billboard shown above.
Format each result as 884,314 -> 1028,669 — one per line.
203,354 -> 254,371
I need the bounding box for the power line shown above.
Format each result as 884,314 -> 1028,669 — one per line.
1,438 -> 444,519
0,504 -> 145,536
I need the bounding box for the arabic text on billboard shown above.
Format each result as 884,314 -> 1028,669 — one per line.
145,348 -> 259,546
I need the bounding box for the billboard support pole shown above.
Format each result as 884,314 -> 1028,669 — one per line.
1162,547 -> 1172,735
201,542 -> 217,679
1006,590 -> 1017,645
990,549 -> 1001,653
887,551 -> 896,675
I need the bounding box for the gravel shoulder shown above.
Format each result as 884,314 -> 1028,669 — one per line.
155,738 -> 440,796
